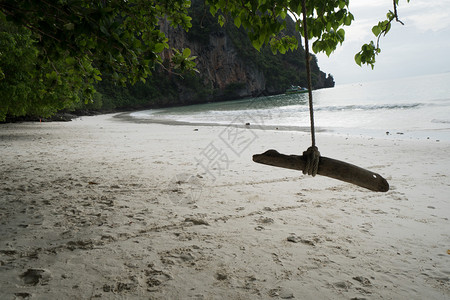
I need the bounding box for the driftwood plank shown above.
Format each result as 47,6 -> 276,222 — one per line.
253,149 -> 389,192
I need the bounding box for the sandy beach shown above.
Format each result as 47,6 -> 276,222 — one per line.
1,113 -> 449,299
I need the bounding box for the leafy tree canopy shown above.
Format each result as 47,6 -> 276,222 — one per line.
206,0 -> 409,66
0,0 -> 409,121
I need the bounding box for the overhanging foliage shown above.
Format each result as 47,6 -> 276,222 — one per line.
0,0 -> 409,121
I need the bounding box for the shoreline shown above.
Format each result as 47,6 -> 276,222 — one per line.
116,111 -> 449,142
1,114 -> 449,299
113,112 -> 321,134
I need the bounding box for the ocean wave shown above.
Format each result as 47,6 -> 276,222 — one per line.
431,119 -> 450,124
315,103 -> 422,112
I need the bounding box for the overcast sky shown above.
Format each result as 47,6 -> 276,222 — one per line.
313,0 -> 450,85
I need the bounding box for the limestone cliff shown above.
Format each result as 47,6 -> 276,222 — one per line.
157,1 -> 334,104
161,21 -> 266,100
95,1 -> 335,110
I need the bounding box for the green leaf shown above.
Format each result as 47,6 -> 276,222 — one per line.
65,57 -> 76,65
218,15 -> 225,27
384,22 -> 391,34
344,15 -> 353,26
337,28 -> 345,41
154,43 -> 165,53
251,38 -> 262,51
234,16 -> 241,28
64,23 -> 74,30
209,5 -> 217,16
372,25 -> 381,37
354,53 -> 362,66
182,48 -> 191,58
312,42 -> 320,54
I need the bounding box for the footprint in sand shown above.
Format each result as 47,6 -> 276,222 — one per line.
145,266 -> 172,290
20,268 -> 52,286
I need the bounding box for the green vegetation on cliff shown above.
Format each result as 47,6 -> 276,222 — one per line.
91,0 -> 335,112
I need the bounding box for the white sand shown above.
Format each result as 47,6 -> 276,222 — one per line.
0,114 -> 449,299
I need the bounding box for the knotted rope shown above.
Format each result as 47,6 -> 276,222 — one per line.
301,0 -> 320,176
302,146 -> 320,176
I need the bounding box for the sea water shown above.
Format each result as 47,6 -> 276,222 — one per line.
130,72 -> 450,141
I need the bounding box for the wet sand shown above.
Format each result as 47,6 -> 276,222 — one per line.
1,114 -> 449,299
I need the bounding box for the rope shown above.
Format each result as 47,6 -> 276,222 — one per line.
301,0 -> 320,176
303,146 -> 320,177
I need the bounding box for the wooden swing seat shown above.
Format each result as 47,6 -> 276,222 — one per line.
253,150 -> 389,192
